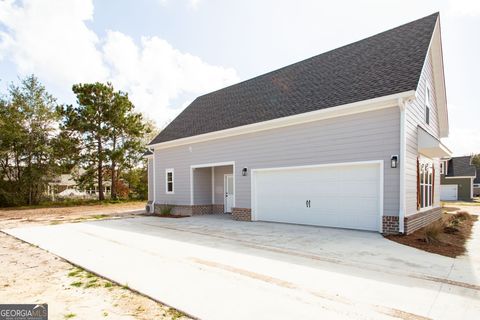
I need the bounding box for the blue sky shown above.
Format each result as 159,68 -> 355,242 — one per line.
0,0 -> 479,155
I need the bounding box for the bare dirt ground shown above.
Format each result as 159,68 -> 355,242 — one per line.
0,202 -> 191,320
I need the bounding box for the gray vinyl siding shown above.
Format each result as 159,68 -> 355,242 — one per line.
213,165 -> 233,205
147,158 -> 153,201
154,107 -> 400,216
193,167 -> 212,205
404,49 -> 441,216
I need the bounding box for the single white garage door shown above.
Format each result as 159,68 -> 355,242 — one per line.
440,185 -> 458,201
252,162 -> 381,231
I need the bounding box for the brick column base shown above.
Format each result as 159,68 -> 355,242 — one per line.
382,216 -> 399,234
231,207 -> 251,221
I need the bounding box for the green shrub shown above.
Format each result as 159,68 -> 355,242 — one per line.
160,205 -> 172,215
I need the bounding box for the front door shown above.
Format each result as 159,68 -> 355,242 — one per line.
224,174 -> 234,213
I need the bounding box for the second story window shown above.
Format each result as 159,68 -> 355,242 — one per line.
425,85 -> 431,125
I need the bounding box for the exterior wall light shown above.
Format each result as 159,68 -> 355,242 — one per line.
242,167 -> 248,176
391,155 -> 398,168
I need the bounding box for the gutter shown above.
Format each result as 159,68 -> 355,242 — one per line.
148,147 -> 156,213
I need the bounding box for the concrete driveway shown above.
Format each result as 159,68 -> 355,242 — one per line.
4,215 -> 480,319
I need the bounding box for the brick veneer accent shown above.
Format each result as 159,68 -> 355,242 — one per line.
154,203 -> 226,216
404,207 -> 442,235
382,216 -> 399,234
191,205 -> 214,215
212,204 -> 224,214
154,204 -> 194,216
231,207 -> 251,221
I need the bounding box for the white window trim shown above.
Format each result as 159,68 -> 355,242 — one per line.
165,168 -> 174,194
419,160 -> 434,211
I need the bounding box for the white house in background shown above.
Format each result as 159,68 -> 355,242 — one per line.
146,13 -> 451,234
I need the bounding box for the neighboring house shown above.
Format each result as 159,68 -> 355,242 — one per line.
474,176 -> 480,197
146,13 -> 451,234
440,156 -> 477,201
47,170 -> 112,199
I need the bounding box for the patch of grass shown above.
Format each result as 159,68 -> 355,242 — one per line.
0,199 -> 145,210
102,311 -> 108,317
85,272 -> 96,278
423,220 -> 444,244
136,306 -> 146,313
70,281 -> 83,287
64,313 -> 76,319
103,282 -> 113,288
85,278 -> 99,288
121,283 -> 130,290
67,268 -> 83,277
441,199 -> 480,207
92,214 -> 109,219
168,308 -> 186,320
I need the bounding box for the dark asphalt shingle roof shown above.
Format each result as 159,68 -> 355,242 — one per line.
151,13 -> 439,145
446,156 -> 477,177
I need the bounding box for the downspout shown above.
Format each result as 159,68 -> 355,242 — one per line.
398,98 -> 407,234
149,148 -> 156,213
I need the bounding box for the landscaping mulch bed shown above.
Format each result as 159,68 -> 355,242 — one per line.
386,213 -> 478,258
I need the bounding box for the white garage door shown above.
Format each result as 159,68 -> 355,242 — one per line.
252,162 -> 381,231
440,185 -> 458,201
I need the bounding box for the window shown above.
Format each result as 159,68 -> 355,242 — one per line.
166,169 -> 174,193
425,85 -> 431,125
419,162 -> 434,209
474,184 -> 480,188
440,161 -> 448,174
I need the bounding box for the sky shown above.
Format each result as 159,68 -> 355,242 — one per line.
0,0 -> 478,156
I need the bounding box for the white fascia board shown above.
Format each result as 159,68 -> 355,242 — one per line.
149,90 -> 416,151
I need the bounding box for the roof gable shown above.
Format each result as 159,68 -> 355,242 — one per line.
151,13 -> 439,145
447,156 -> 477,177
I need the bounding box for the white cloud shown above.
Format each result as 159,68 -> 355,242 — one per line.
448,0 -> 480,16
0,0 -> 108,85
0,0 -> 237,126
102,30 -> 237,123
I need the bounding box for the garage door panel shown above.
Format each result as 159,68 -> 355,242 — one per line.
254,163 -> 381,231
440,185 -> 457,201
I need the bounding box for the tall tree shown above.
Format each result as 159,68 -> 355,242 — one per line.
472,154 -> 480,167
107,92 -> 149,199
58,82 -> 149,200
0,75 -> 60,205
58,83 -> 115,200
